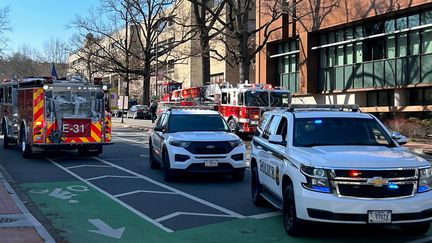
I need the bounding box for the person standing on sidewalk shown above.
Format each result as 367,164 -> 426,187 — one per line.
150,100 -> 158,123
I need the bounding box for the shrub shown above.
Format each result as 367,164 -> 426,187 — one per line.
385,118 -> 432,138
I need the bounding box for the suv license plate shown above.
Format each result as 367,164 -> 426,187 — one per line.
204,160 -> 218,167
368,210 -> 392,224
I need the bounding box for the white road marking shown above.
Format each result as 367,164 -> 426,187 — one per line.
247,211 -> 281,219
92,157 -> 245,219
66,165 -> 113,169
155,212 -> 239,223
114,190 -> 177,198
86,175 -> 140,181
46,157 -> 174,233
88,218 -> 125,239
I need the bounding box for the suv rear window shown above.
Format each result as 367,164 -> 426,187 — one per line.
168,114 -> 230,132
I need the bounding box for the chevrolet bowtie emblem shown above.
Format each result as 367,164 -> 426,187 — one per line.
207,145 -> 215,149
366,177 -> 389,187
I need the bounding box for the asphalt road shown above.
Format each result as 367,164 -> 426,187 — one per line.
0,128 -> 431,243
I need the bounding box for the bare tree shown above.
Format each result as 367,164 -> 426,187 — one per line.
70,0 -> 195,105
38,38 -> 69,64
0,7 -> 10,55
186,0 -> 227,85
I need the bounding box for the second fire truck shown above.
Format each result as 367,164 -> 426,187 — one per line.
159,83 -> 291,134
0,77 -> 112,158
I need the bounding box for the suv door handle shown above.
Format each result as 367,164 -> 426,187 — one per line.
265,150 -> 273,155
256,145 -> 262,149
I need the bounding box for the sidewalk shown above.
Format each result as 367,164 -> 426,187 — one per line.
0,170 -> 54,243
112,117 -> 432,158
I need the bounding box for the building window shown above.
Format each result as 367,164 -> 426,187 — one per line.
366,91 -> 394,106
210,73 -> 224,84
276,39 -> 299,93
409,88 -> 432,105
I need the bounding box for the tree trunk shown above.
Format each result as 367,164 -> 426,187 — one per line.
142,60 -> 151,106
239,34 -> 250,83
201,35 -> 211,85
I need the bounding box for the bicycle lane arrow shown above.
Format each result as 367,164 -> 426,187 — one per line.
88,219 -> 125,239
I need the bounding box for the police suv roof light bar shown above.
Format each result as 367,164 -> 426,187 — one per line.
287,104 -> 360,112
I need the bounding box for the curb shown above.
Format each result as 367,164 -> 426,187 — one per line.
0,170 -> 55,243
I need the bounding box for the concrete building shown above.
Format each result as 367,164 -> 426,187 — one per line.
256,0 -> 432,118
68,0 -> 256,104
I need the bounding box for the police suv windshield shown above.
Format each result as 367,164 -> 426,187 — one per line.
168,114 -> 230,132
293,117 -> 395,147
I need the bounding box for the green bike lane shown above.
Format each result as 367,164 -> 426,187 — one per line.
21,180 -> 431,243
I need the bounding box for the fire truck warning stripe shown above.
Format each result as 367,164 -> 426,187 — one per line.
33,108 -> 44,122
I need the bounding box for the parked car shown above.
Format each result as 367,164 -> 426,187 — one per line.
113,108 -> 128,117
127,105 -> 151,119
149,107 -> 247,182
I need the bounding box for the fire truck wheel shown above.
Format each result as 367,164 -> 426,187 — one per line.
3,131 -> 11,149
228,119 -> 239,133
20,130 -> 33,158
149,141 -> 160,169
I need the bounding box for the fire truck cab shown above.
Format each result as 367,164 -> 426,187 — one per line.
218,83 -> 291,134
0,77 -> 112,158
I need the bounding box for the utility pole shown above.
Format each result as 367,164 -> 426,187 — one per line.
121,0 -> 130,123
155,34 -> 159,98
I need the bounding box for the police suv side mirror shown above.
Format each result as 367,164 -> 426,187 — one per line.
391,132 -> 408,145
154,125 -> 165,133
268,134 -> 286,146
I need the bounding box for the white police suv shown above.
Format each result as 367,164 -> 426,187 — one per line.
251,104 -> 432,236
149,107 -> 246,182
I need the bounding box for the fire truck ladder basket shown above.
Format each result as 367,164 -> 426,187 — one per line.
286,104 -> 360,112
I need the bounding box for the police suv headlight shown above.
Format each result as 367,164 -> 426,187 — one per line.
169,139 -> 191,148
300,165 -> 331,193
418,167 -> 432,193
228,139 -> 243,148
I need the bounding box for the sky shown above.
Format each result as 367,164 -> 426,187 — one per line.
2,0 -> 100,54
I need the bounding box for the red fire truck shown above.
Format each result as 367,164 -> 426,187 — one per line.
0,77 -> 112,158
218,83 -> 291,133
158,83 -> 291,134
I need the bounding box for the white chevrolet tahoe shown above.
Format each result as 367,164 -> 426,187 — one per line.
149,107 -> 246,182
250,104 -> 431,236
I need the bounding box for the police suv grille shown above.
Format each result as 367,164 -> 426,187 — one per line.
334,169 -> 415,178
337,184 -> 414,198
332,169 -> 417,199
185,141 -> 234,154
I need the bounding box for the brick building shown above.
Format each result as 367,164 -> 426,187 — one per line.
256,0 -> 432,118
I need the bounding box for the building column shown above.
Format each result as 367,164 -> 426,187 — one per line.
394,88 -> 407,118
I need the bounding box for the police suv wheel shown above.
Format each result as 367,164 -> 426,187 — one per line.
400,222 -> 431,235
162,149 -> 174,182
283,185 -> 303,236
251,165 -> 266,206
149,141 -> 160,169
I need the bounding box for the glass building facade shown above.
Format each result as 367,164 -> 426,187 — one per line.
317,9 -> 432,92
